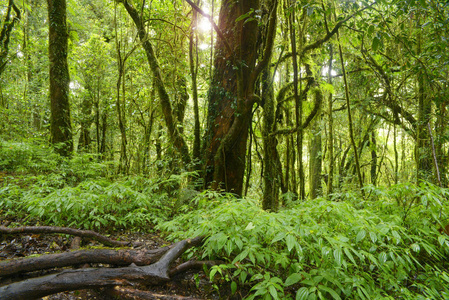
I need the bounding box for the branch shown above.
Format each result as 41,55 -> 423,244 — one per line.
0,247 -> 169,277
169,260 -> 223,276
183,0 -> 233,57
277,1 -> 376,65
272,85 -> 322,136
250,0 -> 278,90
0,225 -> 138,247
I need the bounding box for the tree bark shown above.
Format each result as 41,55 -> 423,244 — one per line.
262,67 -> 279,210
48,0 -> 73,157
189,3 -> 201,166
0,248 -> 168,277
201,0 -> 277,195
0,0 -> 20,76
309,89 -> 323,199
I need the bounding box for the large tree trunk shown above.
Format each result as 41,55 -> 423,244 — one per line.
203,0 -> 277,196
48,0 -> 73,157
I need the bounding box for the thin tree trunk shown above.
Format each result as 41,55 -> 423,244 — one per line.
336,31 -> 364,195
327,45 -> 334,195
47,0 -> 73,157
189,3 -> 201,165
120,0 -> 191,166
262,67 -> 279,210
289,0 -> 304,200
370,131 -> 377,185
309,89 -> 322,199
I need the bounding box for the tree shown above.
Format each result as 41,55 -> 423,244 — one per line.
201,0 -> 277,195
119,0 -> 192,167
0,0 -> 20,78
48,0 -> 73,156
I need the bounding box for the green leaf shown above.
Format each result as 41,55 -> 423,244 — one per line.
245,222 -> 255,230
231,281 -> 237,294
271,232 -> 286,244
378,252 -> 387,264
356,230 -> 366,243
285,273 -> 302,286
296,287 -> 309,300
318,285 -> 341,300
438,235 -> 446,246
333,248 -> 342,267
343,247 -> 356,265
372,36 -> 380,51
369,231 -> 377,243
268,285 -> 279,300
286,234 -> 296,252
411,243 -> 420,253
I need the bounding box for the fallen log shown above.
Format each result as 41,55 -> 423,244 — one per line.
0,236 -> 205,300
0,225 -> 140,247
0,247 -> 169,277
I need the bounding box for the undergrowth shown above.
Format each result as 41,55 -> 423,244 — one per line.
2,141 -> 449,299
160,186 -> 449,299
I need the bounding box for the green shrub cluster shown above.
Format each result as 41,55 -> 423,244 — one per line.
160,186 -> 449,299
0,176 -> 174,231
0,140 -> 59,173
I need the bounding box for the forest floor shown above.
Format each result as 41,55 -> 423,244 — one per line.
0,225 -> 223,299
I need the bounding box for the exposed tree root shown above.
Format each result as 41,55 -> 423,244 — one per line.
0,225 -> 140,247
0,232 -> 213,300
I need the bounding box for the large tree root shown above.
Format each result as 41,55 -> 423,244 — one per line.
0,235 -> 210,300
0,247 -> 169,277
0,225 -> 140,247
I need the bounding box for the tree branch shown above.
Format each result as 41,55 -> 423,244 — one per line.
0,225 -> 138,247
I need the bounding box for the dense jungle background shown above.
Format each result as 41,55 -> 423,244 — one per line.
1,0 -> 449,298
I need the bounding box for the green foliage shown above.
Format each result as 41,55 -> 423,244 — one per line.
21,178 -> 170,230
160,184 -> 449,299
0,140 -> 59,173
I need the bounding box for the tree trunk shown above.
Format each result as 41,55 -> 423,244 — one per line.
327,45 -> 334,195
120,0 -> 191,166
189,4 -> 201,166
48,0 -> 73,157
203,0 -> 277,196
309,89 -> 322,199
0,0 -> 20,77
78,96 -> 93,151
370,131 -> 377,185
262,68 -> 279,210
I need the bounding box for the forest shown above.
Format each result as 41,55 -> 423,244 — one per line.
1,0 -> 449,298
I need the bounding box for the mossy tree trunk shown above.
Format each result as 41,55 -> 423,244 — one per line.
48,0 -> 73,157
262,68 -> 280,210
309,89 -> 323,199
203,0 -> 277,196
